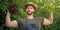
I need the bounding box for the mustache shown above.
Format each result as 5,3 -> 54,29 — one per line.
28,10 -> 30,12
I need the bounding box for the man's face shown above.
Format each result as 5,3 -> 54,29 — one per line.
25,6 -> 35,15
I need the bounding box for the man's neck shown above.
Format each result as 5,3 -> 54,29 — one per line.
27,14 -> 33,19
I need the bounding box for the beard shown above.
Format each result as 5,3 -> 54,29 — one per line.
26,11 -> 33,15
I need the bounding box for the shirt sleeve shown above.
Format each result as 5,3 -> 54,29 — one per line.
38,17 -> 44,26
17,19 -> 25,30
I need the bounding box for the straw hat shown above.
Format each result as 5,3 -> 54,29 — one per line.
23,2 -> 38,10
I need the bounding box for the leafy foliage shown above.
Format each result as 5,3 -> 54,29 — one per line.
0,0 -> 60,30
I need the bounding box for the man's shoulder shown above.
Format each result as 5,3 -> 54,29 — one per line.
34,17 -> 44,20
34,17 -> 44,23
17,18 -> 26,23
17,18 -> 26,27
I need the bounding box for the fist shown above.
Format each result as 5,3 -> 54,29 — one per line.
8,4 -> 18,14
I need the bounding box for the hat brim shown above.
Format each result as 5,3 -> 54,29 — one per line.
23,4 -> 38,10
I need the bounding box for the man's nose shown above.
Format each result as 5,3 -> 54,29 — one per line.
27,9 -> 31,11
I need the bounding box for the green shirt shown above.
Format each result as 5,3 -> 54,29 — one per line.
17,17 -> 44,30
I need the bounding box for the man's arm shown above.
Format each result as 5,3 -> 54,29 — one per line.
5,11 -> 18,28
43,12 -> 53,25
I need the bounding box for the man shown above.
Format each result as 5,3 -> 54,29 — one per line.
5,2 -> 53,30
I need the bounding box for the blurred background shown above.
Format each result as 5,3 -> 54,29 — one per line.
0,0 -> 60,30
